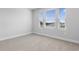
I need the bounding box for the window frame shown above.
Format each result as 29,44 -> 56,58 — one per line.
45,9 -> 57,28
58,8 -> 67,30
38,8 -> 67,30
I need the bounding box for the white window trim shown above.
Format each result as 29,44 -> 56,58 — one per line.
38,8 -> 67,31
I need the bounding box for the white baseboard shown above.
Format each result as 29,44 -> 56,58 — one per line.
0,32 -> 32,41
33,32 -> 79,44
1,31 -> 79,44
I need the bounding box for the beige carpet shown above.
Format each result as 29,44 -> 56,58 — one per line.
0,34 -> 79,51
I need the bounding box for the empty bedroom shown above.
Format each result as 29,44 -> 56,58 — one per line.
0,8 -> 79,51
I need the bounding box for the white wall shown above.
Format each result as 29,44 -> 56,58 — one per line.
32,8 -> 79,43
0,8 -> 32,40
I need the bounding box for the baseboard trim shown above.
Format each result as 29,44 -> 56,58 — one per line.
33,32 -> 79,44
1,32 -> 79,44
0,32 -> 32,41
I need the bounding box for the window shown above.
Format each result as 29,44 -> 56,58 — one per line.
58,8 -> 66,29
39,8 -> 66,30
39,9 -> 56,28
45,9 -> 56,27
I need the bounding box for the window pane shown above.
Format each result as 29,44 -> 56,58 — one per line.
46,9 -> 56,23
59,8 -> 66,23
59,8 -> 66,28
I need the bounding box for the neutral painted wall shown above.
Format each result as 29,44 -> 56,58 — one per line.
0,8 -> 32,40
32,8 -> 79,43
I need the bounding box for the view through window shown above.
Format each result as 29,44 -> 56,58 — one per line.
59,8 -> 66,28
39,8 -> 66,29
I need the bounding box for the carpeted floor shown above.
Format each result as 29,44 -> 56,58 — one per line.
0,34 -> 79,51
